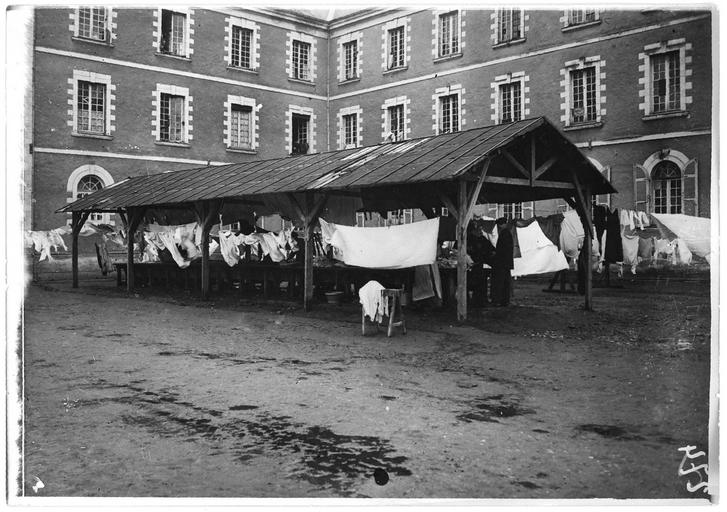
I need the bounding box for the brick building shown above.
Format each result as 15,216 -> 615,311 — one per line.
28,7 -> 713,231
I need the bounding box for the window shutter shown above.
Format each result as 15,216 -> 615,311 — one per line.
596,166 -> 611,206
522,201 -> 534,219
682,158 -> 698,216
633,164 -> 650,213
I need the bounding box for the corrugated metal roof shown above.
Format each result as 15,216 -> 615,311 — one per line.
59,117 -> 615,213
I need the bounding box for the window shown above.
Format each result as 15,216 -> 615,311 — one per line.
77,8 -> 107,41
292,40 -> 311,81
570,67 -> 597,124
387,104 -> 405,141
651,50 -> 681,113
502,203 -> 523,220
343,40 -> 358,80
388,26 -> 405,69
76,81 -> 106,134
343,114 -> 358,149
438,11 -> 459,57
439,94 -> 459,134
76,175 -> 105,222
229,104 -> 252,150
231,26 -> 252,69
499,82 -> 522,123
497,8 -> 522,43
160,93 -> 185,142
292,114 -> 310,154
652,161 -> 682,214
567,9 -> 597,26
160,10 -> 186,56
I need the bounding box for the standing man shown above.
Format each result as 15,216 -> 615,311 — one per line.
491,217 -> 514,306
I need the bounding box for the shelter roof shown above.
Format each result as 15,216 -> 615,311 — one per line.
59,117 -> 616,213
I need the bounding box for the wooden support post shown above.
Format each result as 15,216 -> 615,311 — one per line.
582,184 -> 593,311
125,207 -> 146,294
71,211 -> 91,288
456,180 -> 469,321
199,200 -> 222,298
301,192 -> 328,312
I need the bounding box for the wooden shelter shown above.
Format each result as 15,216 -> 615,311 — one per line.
59,117 -> 615,319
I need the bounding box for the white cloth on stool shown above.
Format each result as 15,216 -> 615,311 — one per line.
359,280 -> 387,323
320,217 -> 439,269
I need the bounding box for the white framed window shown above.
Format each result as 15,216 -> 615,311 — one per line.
381,96 -> 409,141
381,18 -> 410,71
225,17 -> 260,71
499,202 -> 533,220
286,105 -> 316,155
491,72 -> 528,124
564,9 -> 599,28
338,32 -> 363,82
388,26 -> 405,69
561,57 -> 605,127
287,32 -> 317,83
74,7 -> 109,42
292,40 -> 311,81
225,95 -> 257,151
494,8 -> 524,44
639,40 -> 692,117
337,106 -> 362,150
500,82 -> 521,123
159,10 -> 188,56
153,84 -> 192,144
66,164 -> 115,225
652,161 -> 682,214
441,207 -> 449,217
437,11 -> 460,57
344,41 -> 358,80
437,92 -> 460,134
69,70 -> 114,137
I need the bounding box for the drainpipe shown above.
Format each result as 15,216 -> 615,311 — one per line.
326,31 -> 331,152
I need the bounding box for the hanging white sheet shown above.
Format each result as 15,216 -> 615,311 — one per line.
512,222 -> 569,277
320,217 -> 439,269
651,213 -> 710,260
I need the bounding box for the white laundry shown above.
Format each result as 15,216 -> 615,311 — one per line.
515,221 -> 553,254
651,213 -> 710,259
674,238 -> 693,265
157,231 -> 191,268
218,230 -> 241,267
320,217 -> 439,269
559,210 -> 585,260
359,280 -> 387,322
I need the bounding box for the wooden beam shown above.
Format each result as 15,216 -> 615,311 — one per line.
484,176 -> 575,189
501,149 -> 529,179
456,180 -> 469,321
568,169 -> 594,239
463,159 -> 491,224
71,211 -> 91,288
533,155 -> 558,181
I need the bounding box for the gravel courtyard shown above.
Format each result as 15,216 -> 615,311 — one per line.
18,271 -> 712,500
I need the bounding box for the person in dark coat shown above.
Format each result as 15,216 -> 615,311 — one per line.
491,217 -> 514,306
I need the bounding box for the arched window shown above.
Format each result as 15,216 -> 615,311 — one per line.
67,164 -> 114,225
77,175 -> 105,222
652,160 -> 682,214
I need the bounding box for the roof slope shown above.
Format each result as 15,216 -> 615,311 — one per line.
59,117 -> 615,213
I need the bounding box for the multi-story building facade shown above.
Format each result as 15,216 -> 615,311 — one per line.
29,7 -> 713,232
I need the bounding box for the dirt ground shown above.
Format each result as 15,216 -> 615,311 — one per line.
17,269 -> 712,500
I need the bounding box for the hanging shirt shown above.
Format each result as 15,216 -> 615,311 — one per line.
621,233 -> 640,272
218,230 -> 241,267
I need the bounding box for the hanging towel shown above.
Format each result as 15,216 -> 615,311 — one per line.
321,217 -> 439,269
559,210 -> 585,260
359,280 -> 387,322
512,222 -> 568,277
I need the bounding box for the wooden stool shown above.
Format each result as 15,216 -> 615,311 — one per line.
381,288 -> 406,337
